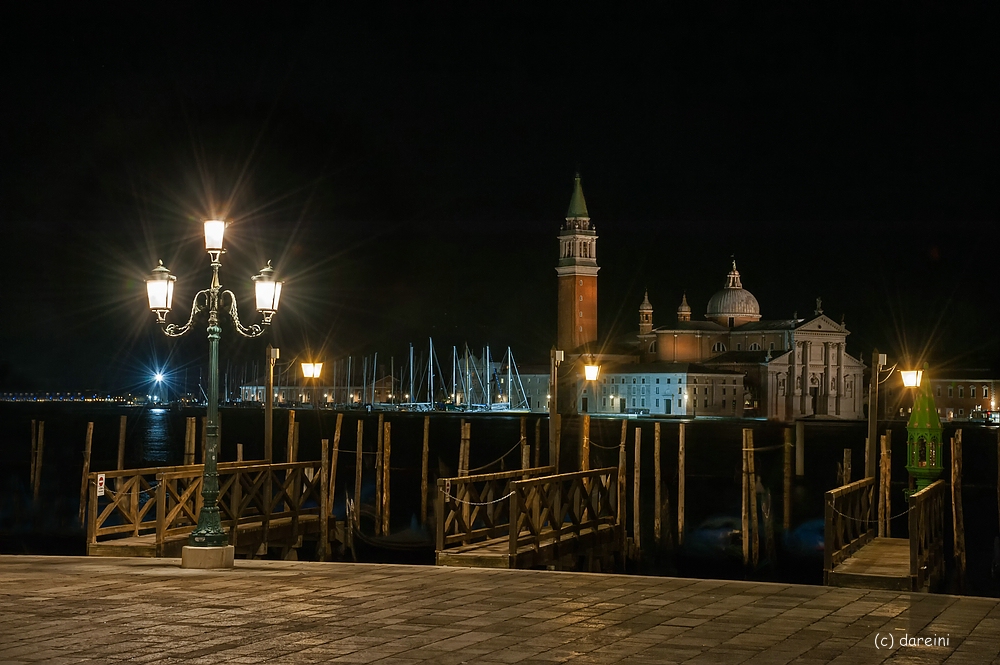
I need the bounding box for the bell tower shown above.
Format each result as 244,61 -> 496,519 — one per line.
556,173 -> 599,352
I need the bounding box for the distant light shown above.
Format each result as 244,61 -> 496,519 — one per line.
900,370 -> 923,388
154,373 -> 164,382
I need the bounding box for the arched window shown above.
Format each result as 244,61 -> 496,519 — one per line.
983,385 -> 989,400
969,385 -> 976,398
712,342 -> 727,352
958,386 -> 964,398
748,343 -> 761,351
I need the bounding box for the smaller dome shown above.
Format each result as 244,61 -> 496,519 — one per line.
639,290 -> 653,312
677,292 -> 691,314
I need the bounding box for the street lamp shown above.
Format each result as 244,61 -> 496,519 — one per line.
549,348 -> 564,471
584,358 -> 601,382
301,362 -> 323,408
145,219 -> 282,569
903,365 -> 942,492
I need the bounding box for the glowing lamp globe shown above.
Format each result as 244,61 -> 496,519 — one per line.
900,370 -> 923,388
584,363 -> 600,381
301,362 -> 323,379
146,260 -> 176,321
203,220 -> 226,252
252,261 -> 282,323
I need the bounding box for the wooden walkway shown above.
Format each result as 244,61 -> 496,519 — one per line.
435,466 -> 623,570
87,460 -> 341,558
824,477 -> 946,591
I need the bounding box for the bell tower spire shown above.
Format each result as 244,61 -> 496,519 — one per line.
556,173 -> 599,352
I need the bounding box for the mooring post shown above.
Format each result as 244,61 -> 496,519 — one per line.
654,422 -> 662,549
420,415 -> 430,525
742,428 -> 750,566
354,419 -> 363,529
286,410 -> 296,463
33,421 -> 45,504
878,434 -> 887,537
581,414 -> 590,472
633,426 -> 642,555
842,448 -> 852,485
117,415 -> 127,490
382,422 -> 391,536
678,422 -> 686,546
459,420 -> 471,477
184,417 -> 196,465
330,413 -> 343,519
747,428 -> 758,568
952,429 -> 966,593
29,420 -> 37,489
882,430 -> 892,537
376,413 -> 384,534
520,417 -> 529,470
783,427 -> 792,532
78,422 -> 94,526
319,438 -> 329,561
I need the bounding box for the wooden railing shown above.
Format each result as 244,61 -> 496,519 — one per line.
436,467 -> 555,549
88,460 -> 325,555
436,466 -> 622,564
508,467 -> 620,556
909,479 -> 946,590
824,477 -> 875,575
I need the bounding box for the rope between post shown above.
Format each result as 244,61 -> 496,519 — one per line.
443,490 -> 515,506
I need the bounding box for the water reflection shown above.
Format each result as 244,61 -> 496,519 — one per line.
138,408 -> 172,464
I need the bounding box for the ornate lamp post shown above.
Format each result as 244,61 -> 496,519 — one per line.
146,220 -> 282,568
904,366 -> 943,493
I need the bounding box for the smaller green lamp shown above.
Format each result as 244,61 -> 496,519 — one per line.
904,366 -> 943,492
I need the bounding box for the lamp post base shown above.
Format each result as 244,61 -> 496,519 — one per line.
181,545 -> 234,569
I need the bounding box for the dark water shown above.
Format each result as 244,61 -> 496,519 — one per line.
2,402 -> 997,597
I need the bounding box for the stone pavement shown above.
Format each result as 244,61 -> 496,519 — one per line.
1,556 -> 998,664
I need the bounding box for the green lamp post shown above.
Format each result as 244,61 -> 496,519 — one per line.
904,367 -> 943,492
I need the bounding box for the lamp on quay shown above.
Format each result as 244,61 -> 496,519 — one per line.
301,362 -> 323,408
145,219 -> 282,569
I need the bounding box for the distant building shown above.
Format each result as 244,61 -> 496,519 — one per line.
889,369 -> 999,423
546,174 -> 866,421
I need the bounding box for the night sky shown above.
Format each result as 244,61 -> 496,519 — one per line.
3,3 -> 996,392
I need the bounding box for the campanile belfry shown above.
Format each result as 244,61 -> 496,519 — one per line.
556,173 -> 599,352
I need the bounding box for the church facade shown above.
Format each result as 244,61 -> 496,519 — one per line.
547,175 -> 866,421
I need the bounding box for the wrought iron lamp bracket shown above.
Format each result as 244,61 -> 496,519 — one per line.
159,290 -> 210,337
222,289 -> 267,338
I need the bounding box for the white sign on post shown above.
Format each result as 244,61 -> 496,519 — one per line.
96,473 -> 106,497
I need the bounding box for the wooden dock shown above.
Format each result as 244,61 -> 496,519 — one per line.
435,466 -> 622,570
824,477 -> 946,591
87,460 -> 342,558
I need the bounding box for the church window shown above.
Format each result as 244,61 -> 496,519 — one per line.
736,344 -> 742,351
958,386 -> 964,398
729,317 -> 735,327
712,342 -> 727,352
749,343 -> 761,351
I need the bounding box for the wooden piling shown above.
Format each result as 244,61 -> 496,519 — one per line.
747,428 -> 758,568
236,443 -> 243,462
581,414 -> 590,472
330,413 -> 343,518
459,421 -> 471,477
29,420 -> 37,488
376,413 -> 385,533
420,415 -> 430,525
678,422 -> 686,546
320,438 -> 329,561
617,422 -> 627,554
883,431 -> 891,537
292,422 -> 300,463
952,429 -> 966,592
286,410 -> 296,463
382,422 -> 391,536
783,427 -> 792,532
117,415 -> 127,471
534,419 -> 541,468
520,417 -> 529,470
742,428 -> 750,566
33,421 -> 45,503
842,448 -> 852,485
878,434 -> 888,537
633,426 -> 641,553
654,422 -> 662,550
78,422 -> 94,526
354,419 -> 363,529
184,417 -> 196,465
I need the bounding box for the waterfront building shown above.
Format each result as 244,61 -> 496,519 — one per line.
888,369 -> 999,423
549,175 -> 866,421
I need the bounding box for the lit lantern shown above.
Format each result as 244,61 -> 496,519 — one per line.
584,362 -> 600,381
146,260 -> 176,322
203,219 -> 226,252
252,261 -> 282,323
301,362 -> 323,379
900,369 -> 923,388
904,367 -> 943,492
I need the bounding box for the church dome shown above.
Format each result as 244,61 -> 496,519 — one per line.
706,260 -> 761,326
